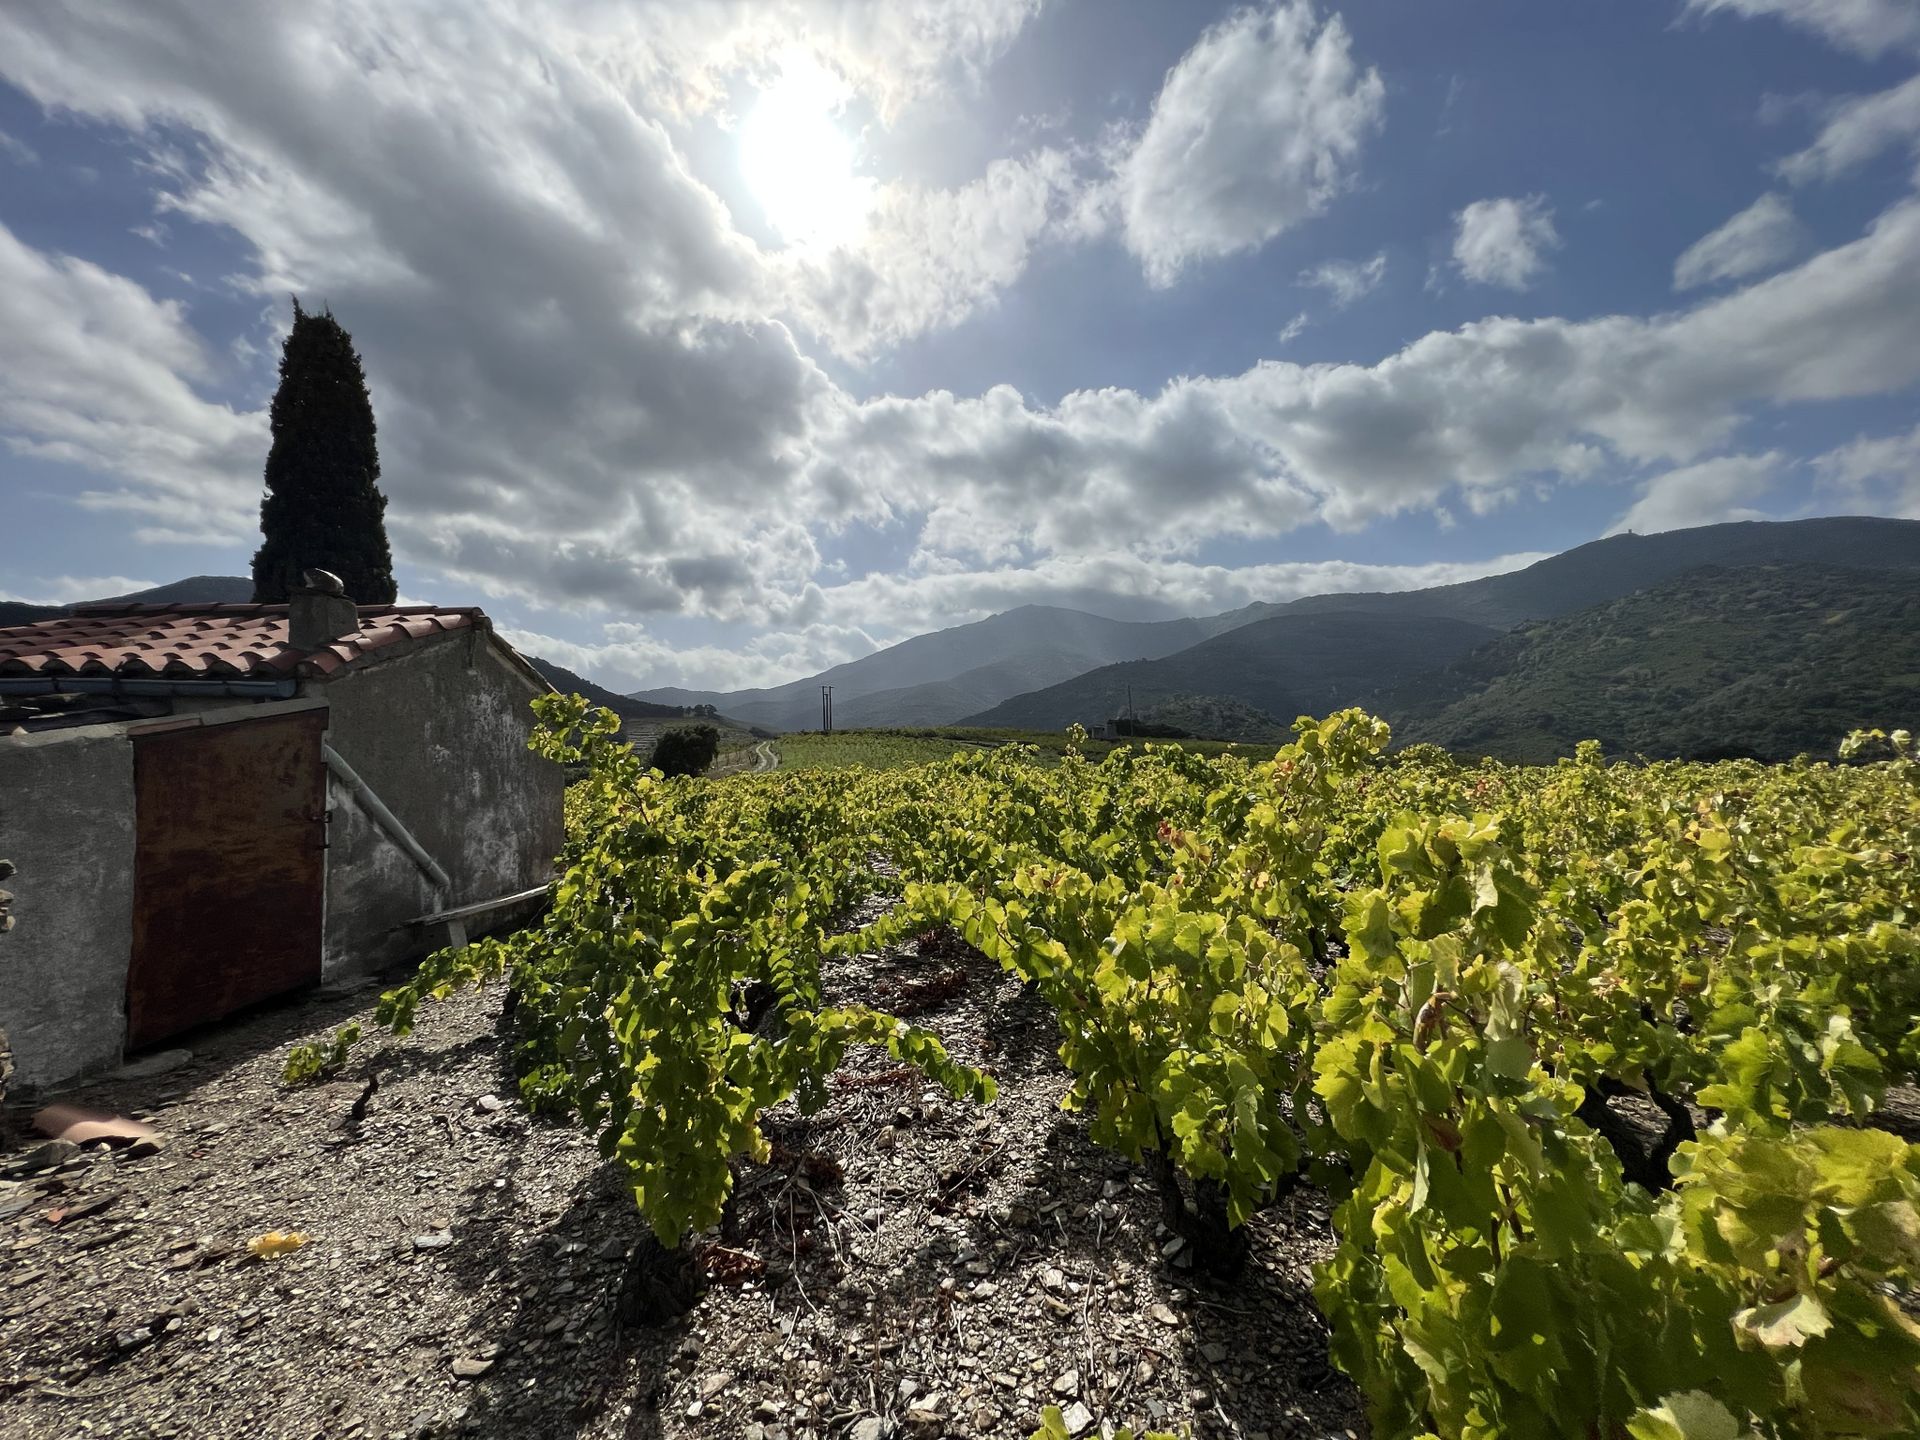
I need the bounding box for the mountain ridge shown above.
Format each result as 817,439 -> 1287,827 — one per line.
1390,562 -> 1920,762
523,656 -> 689,721
12,518 -> 1919,746
964,610 -> 1503,731
102,575 -> 256,606
1215,516 -> 1920,632
955,516 -> 1920,733
631,603 -> 1247,731
656,514 -> 1920,733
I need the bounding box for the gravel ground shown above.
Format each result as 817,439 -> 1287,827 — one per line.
0,907 -> 1365,1440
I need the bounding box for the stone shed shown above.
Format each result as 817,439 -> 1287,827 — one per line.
0,588 -> 565,1089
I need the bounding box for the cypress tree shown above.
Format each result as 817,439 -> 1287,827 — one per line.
251,299 -> 397,604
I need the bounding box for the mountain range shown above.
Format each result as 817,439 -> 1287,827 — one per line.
634,605 -> 1253,732
522,656 -> 687,722
641,516 -> 1920,760
1389,562 -> 1920,763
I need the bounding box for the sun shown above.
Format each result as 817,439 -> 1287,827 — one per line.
737,59 -> 872,250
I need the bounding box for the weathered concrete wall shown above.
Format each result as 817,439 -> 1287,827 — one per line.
0,724 -> 135,1088
317,635 -> 561,976
320,776 -> 439,979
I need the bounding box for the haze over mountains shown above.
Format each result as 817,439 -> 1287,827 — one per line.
634,606 -> 1254,732
639,516 -> 1920,759
961,516 -> 1920,733
523,657 -> 686,723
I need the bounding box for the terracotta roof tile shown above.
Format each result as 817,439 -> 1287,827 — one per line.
0,603 -> 487,682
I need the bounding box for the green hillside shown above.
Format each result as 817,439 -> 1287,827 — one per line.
1390,564 -> 1920,762
1121,693 -> 1290,743
1236,515 -> 1920,632
963,611 -> 1500,731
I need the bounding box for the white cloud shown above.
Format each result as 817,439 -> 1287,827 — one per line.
1778,74 -> 1920,184
1451,195 -> 1560,290
1299,250 -> 1386,307
0,221 -> 262,545
509,549 -> 1553,690
1683,0 -> 1920,59
510,0 -> 1045,127
501,618 -> 883,694
1673,193 -> 1805,289
808,377 -> 1324,566
781,147 -> 1085,357
1815,422 -> 1920,516
0,2 -> 1052,363
7,173 -> 1920,651
1277,312 -> 1311,345
0,128 -> 37,166
1610,452 -> 1786,534
6,4 -> 1920,691
816,197 -> 1920,544
1113,1 -> 1385,286
817,550 -> 1555,636
0,0 -> 889,619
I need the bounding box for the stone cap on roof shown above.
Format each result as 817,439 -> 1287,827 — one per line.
0,602 -> 495,682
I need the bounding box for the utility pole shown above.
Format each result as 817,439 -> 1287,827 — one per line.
822,684 -> 833,735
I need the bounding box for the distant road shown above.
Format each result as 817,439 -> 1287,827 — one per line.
705,739 -> 778,777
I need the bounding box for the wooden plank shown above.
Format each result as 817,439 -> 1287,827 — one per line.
400,883 -> 551,931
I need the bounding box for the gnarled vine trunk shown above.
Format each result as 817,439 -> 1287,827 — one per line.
1575,1076 -> 1697,1192
1144,1144 -> 1251,1277
615,1233 -> 704,1328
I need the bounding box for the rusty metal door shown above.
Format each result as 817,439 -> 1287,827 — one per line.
127,708 -> 327,1049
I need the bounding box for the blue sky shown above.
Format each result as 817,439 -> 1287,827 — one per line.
2,0 -> 1919,691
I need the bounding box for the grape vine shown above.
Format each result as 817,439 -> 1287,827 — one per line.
324,698 -> 1920,1435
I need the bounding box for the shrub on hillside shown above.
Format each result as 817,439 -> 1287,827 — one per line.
649,724 -> 720,777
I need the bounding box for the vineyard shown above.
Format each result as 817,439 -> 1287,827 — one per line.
353,698 -> 1920,1440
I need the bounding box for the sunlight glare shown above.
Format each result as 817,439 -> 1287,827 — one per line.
737,60 -> 872,250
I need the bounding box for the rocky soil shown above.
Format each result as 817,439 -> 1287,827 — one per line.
0,910 -> 1365,1440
